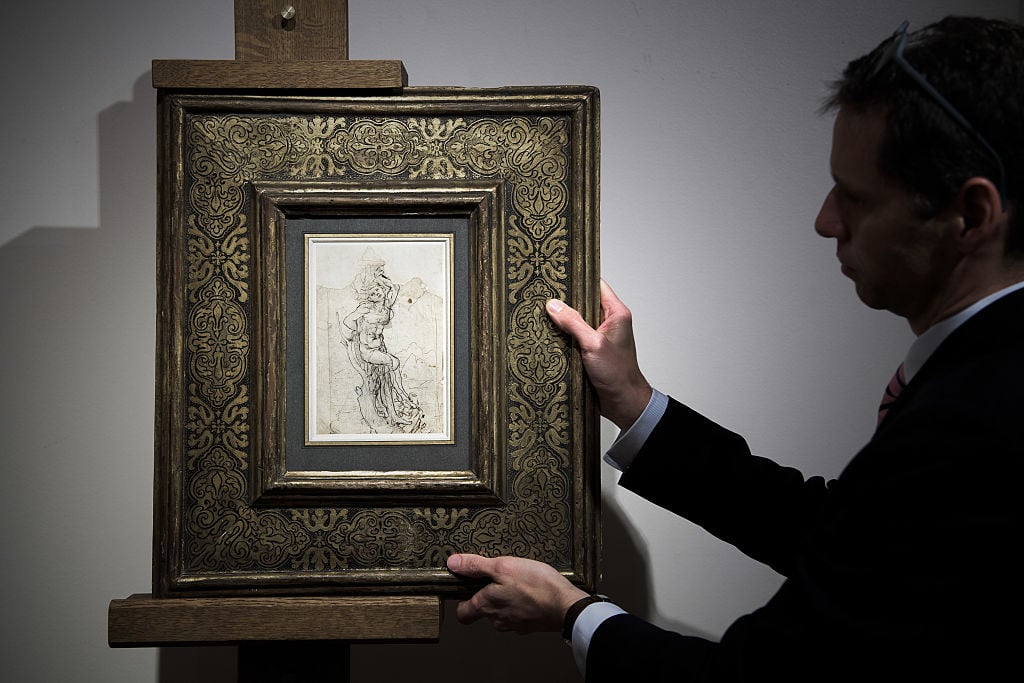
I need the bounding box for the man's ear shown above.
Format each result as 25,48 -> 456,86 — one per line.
956,176 -> 1005,247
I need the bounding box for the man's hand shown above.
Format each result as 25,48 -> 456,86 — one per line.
546,280 -> 653,429
447,554 -> 588,634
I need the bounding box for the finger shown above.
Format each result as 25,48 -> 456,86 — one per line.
454,597 -> 484,625
447,553 -> 497,579
546,298 -> 602,349
597,279 -> 627,324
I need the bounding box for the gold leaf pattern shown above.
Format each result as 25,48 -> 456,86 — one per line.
186,280 -> 248,408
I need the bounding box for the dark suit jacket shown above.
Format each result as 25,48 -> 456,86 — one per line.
587,289 -> 1024,681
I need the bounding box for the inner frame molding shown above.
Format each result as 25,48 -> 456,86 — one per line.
249,180 -> 506,507
153,87 -> 601,596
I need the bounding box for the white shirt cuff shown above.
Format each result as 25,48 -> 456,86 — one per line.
603,389 -> 668,471
571,600 -> 627,676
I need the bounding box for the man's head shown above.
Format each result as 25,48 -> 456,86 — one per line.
816,17 -> 1024,331
824,16 -> 1024,252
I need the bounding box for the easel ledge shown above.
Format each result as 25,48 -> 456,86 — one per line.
152,59 -> 408,90
108,593 -> 441,647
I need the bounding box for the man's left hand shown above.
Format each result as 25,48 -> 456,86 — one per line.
447,553 -> 588,633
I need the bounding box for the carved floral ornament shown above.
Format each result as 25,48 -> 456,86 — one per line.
159,90 -> 598,593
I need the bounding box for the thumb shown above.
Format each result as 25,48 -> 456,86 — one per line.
546,299 -> 599,348
447,553 -> 497,579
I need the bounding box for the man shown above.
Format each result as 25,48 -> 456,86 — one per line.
447,16 -> 1023,681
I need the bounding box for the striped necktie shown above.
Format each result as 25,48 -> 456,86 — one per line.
877,363 -> 907,426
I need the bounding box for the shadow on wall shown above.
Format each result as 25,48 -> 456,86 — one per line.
0,72 -> 160,681
596,494 -> 717,642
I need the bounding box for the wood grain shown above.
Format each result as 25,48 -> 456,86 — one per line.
234,0 -> 348,61
152,60 -> 407,90
108,593 -> 441,646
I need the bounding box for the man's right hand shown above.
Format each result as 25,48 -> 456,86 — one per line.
546,280 -> 652,430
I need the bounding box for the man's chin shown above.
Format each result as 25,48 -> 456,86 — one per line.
852,283 -> 888,311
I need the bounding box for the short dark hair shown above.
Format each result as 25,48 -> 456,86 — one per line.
824,16 -> 1024,254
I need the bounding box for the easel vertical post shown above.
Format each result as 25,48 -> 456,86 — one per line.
234,0 -> 349,60
238,642 -> 351,683
235,4 -> 349,679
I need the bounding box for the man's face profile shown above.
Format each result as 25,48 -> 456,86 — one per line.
815,108 -> 961,331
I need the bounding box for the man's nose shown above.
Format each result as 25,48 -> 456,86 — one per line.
814,188 -> 843,239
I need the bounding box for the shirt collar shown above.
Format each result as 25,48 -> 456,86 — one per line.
904,280 -> 1024,382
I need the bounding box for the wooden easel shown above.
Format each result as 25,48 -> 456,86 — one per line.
108,3 -> 438,680
151,0 -> 406,89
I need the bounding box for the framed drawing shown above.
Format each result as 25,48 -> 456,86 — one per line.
304,231 -> 454,446
153,87 -> 600,596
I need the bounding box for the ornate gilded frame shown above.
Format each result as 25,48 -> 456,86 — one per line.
154,87 -> 600,596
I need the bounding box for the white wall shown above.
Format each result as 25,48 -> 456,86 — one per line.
1,1 -> 1018,681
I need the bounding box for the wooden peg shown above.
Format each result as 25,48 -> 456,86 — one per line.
153,0 -> 406,90
234,0 -> 349,61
